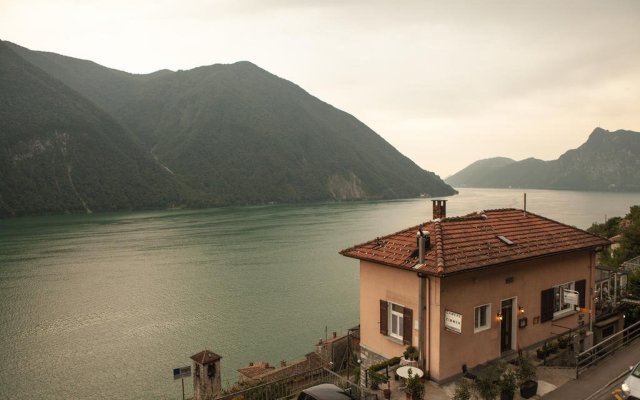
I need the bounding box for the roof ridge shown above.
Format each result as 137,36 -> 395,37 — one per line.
338,222 -> 429,256
512,208 -> 610,242
434,220 -> 445,273
442,215 -> 486,222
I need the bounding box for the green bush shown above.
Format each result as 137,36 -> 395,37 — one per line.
453,379 -> 472,400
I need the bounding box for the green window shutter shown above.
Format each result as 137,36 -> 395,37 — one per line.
540,288 -> 555,322
403,307 -> 413,345
576,279 -> 587,308
380,300 -> 388,335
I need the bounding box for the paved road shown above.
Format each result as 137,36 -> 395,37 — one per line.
601,374 -> 627,400
543,339 -> 640,400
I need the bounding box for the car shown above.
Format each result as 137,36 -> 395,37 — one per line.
621,362 -> 640,399
296,383 -> 356,400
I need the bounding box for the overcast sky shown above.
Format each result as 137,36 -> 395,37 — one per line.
2,0 -> 639,177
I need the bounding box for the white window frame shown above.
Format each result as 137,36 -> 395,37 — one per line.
474,303 -> 491,333
388,302 -> 404,340
553,281 -> 576,318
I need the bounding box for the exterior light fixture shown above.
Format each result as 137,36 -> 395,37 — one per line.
496,312 -> 503,321
519,306 -> 525,314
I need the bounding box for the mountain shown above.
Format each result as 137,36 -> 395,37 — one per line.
1,41 -> 455,216
0,40 -> 198,217
445,157 -> 515,187
446,128 -> 640,191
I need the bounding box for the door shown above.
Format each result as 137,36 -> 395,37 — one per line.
501,299 -> 513,353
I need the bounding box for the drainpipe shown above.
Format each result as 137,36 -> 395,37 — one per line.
590,251 -> 594,334
417,233 -> 429,374
418,272 -> 429,374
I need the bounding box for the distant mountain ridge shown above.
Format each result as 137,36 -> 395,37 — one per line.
0,41 -> 194,216
0,41 -> 455,216
446,128 -> 640,191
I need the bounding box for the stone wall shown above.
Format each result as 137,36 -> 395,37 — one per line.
359,344 -> 387,387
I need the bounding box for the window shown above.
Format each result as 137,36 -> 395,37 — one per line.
389,303 -> 404,340
379,300 -> 413,345
541,279 -> 586,322
474,304 -> 491,332
554,281 -> 575,315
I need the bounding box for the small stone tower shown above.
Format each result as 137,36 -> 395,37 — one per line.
191,350 -> 222,400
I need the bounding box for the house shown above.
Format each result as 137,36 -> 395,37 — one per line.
340,200 -> 610,383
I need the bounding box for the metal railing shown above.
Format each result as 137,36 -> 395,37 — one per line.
576,320 -> 640,378
218,367 -> 379,400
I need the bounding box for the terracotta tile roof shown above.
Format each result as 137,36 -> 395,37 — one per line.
340,209 -> 610,276
237,363 -> 274,379
190,350 -> 221,365
238,353 -> 321,381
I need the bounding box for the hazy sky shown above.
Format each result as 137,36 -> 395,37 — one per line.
2,0 -> 639,177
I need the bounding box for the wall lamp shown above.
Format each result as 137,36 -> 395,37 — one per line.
496,312 -> 503,321
519,306 -> 525,314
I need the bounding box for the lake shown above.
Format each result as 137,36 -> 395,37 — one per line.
0,188 -> 637,399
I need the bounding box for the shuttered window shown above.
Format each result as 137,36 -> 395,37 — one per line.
403,307 -> 413,345
541,278 -> 587,322
576,279 -> 586,308
379,300 -> 388,335
541,288 -> 555,322
379,300 -> 413,345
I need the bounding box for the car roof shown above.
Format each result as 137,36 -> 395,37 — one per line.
301,384 -> 352,399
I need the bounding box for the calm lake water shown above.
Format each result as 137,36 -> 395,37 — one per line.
0,188 -> 638,399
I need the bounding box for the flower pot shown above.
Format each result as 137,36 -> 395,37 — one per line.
520,380 -> 538,399
500,391 -> 514,400
401,357 -> 417,367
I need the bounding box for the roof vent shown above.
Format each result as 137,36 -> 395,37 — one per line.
497,235 -> 514,245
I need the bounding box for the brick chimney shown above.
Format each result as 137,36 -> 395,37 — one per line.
432,200 -> 447,220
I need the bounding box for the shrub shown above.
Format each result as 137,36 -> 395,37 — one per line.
516,352 -> 537,384
453,379 -> 472,400
500,370 -> 517,395
407,369 -> 424,400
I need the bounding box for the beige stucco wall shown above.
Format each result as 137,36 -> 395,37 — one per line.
358,250 -> 596,382
436,250 -> 594,381
360,261 -> 420,360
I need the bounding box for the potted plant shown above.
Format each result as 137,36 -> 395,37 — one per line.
499,370 -> 517,400
516,353 -> 538,399
405,369 -> 424,400
558,335 -> 571,349
453,379 -> 472,400
548,340 -> 559,354
402,345 -> 419,366
474,374 -> 499,400
536,343 -> 548,360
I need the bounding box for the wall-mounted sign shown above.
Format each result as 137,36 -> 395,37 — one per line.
445,310 -> 462,334
518,317 -> 528,329
173,366 -> 191,380
564,289 -> 578,306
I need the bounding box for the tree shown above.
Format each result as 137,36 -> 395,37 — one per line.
588,206 -> 640,269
